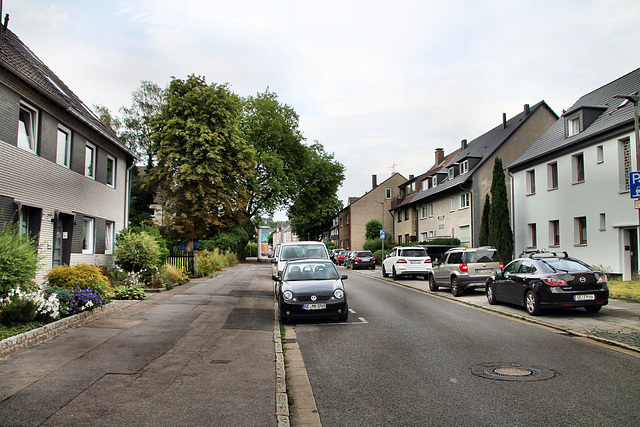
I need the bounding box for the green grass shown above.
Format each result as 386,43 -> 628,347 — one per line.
0,321 -> 45,340
608,280 -> 640,302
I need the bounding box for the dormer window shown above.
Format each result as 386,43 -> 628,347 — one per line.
460,160 -> 469,174
568,117 -> 580,136
432,176 -> 438,188
421,179 -> 428,191
448,168 -> 455,180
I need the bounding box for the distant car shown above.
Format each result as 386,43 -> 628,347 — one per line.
274,259 -> 349,323
346,251 -> 376,270
382,246 -> 431,280
486,251 -> 609,316
271,241 -> 330,277
330,248 -> 345,264
336,250 -> 348,266
428,247 -> 503,296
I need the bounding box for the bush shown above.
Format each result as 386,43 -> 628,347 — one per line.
244,242 -> 258,257
373,248 -> 392,265
127,225 -> 170,264
113,285 -> 146,300
418,238 -> 461,246
200,225 -> 249,258
45,264 -> 113,300
363,238 -> 396,253
0,223 -> 41,297
0,287 -> 61,324
115,230 -> 161,272
0,296 -> 36,325
198,249 -> 239,277
161,263 -> 188,285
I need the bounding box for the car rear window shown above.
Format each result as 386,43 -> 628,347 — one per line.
463,251 -> 502,263
401,248 -> 427,257
357,251 -> 373,257
539,258 -> 592,273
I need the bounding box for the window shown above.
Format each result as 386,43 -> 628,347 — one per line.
460,192 -> 470,209
568,117 -> 580,136
85,143 -> 96,179
56,125 -> 71,167
346,214 -> 349,225
620,138 -> 631,192
385,188 -> 392,199
432,177 -> 438,188
527,170 -> 536,194
459,225 -> 470,243
421,232 -> 428,241
420,206 -> 427,219
422,179 -> 428,191
428,203 -> 434,218
549,220 -> 560,247
528,223 -> 537,248
340,218 -> 343,227
397,212 -> 402,223
106,155 -> 116,188
429,231 -> 434,238
105,222 -> 114,254
83,217 -> 95,254
460,160 -> 469,174
596,145 -> 604,164
599,213 -> 606,231
404,209 -> 409,220
18,103 -> 39,154
547,162 -> 558,190
450,197 -> 455,212
572,153 -> 585,183
575,216 -> 587,245
448,168 -> 455,180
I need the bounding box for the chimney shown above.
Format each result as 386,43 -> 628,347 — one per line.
461,139 -> 467,149
372,174 -> 378,189
502,113 -> 507,129
2,14 -> 9,33
524,104 -> 530,116
435,148 -> 444,165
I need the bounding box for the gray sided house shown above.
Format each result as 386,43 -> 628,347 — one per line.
409,102 -> 558,248
508,69 -> 640,280
0,26 -> 136,281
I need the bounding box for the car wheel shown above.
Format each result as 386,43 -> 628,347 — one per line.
337,306 -> 349,321
382,265 -> 388,277
451,278 -> 463,297
525,290 -> 541,316
428,275 -> 439,291
486,283 -> 497,305
585,305 -> 602,313
392,267 -> 398,281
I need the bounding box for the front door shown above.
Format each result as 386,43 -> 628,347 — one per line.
53,213 -> 74,267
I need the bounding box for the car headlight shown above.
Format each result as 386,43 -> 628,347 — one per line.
334,289 -> 344,299
283,291 -> 293,301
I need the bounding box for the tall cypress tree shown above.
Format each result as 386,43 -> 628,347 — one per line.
478,194 -> 491,246
488,158 -> 514,262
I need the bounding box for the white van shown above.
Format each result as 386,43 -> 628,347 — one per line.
271,241 -> 330,277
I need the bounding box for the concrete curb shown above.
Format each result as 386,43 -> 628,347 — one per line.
0,299 -> 135,360
274,302 -> 290,427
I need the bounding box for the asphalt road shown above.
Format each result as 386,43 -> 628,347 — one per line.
293,271 -> 640,426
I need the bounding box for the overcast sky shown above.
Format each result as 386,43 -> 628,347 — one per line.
7,1 -> 640,220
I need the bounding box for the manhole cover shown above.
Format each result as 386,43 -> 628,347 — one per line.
471,363 -> 559,382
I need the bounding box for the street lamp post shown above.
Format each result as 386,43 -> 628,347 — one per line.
614,94 -> 640,278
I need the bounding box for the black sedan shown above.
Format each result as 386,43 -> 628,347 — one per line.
274,259 -> 349,322
486,251 -> 608,316
347,251 -> 376,270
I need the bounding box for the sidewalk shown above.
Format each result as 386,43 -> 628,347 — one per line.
345,265 -> 640,353
0,262 -> 282,426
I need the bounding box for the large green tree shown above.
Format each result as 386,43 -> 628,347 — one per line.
488,157 -> 514,262
146,75 -> 255,245
288,142 -> 344,240
365,219 -> 383,240
240,89 -> 307,219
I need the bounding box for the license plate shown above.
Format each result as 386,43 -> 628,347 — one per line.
476,269 -> 492,274
410,260 -> 422,264
303,303 -> 326,310
574,294 -> 595,301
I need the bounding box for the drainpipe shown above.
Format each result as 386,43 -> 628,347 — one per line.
508,169 -> 516,258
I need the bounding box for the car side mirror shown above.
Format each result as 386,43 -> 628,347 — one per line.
272,275 -> 282,282
341,275 -> 348,280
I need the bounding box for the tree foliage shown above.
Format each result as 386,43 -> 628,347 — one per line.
478,194 -> 491,246
145,75 -> 255,244
365,219 -> 383,241
487,158 -> 513,262
288,142 -> 344,240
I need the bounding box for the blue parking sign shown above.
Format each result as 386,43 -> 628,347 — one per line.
380,229 -> 385,239
631,172 -> 640,199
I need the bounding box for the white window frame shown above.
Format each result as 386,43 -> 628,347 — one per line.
459,225 -> 470,243
428,203 -> 434,218
599,213 -> 606,231
105,221 -> 115,254
85,142 -> 96,179
460,160 -> 469,174
448,168 -> 455,180
420,206 -> 427,220
385,187 -> 392,199
106,154 -> 116,188
572,153 -> 585,184
82,217 -> 95,254
432,177 -> 438,188
568,117 -> 580,136
596,145 -> 604,164
460,192 -> 470,209
574,216 -> 587,246
56,124 -> 71,167
420,232 -> 428,241
547,162 -> 558,190
18,102 -> 39,154
527,169 -> 536,194
450,197 -> 455,212
422,179 -> 428,191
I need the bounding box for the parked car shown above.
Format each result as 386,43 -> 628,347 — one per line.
330,248 -> 345,264
346,251 -> 376,270
486,251 -> 609,316
274,259 -> 349,322
336,250 -> 348,266
382,246 -> 431,280
428,247 -> 503,296
271,241 -> 330,277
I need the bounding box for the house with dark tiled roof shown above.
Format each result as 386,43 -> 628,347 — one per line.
508,69 -> 640,280
0,24 -> 136,280
406,102 -> 557,249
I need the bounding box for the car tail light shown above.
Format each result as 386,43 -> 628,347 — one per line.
424,257 -> 432,264
397,258 -> 407,263
499,262 -> 504,269
597,274 -> 608,285
459,263 -> 468,272
371,257 -> 376,262
542,277 -> 567,286
354,258 -> 361,262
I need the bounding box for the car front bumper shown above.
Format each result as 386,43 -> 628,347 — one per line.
279,300 -> 348,319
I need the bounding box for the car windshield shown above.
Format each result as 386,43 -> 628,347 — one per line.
284,261 -> 339,281
402,249 -> 427,257
280,245 -> 328,261
464,251 -> 502,263
539,258 -> 592,273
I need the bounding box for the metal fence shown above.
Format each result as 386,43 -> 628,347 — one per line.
166,251 -> 195,276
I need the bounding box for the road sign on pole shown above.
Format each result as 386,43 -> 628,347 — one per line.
630,172 -> 640,198
380,229 -> 385,239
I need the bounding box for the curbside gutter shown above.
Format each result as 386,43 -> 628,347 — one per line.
274,302 -> 290,427
0,299 -> 136,360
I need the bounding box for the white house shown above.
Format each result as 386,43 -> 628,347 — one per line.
508,69 -> 640,280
